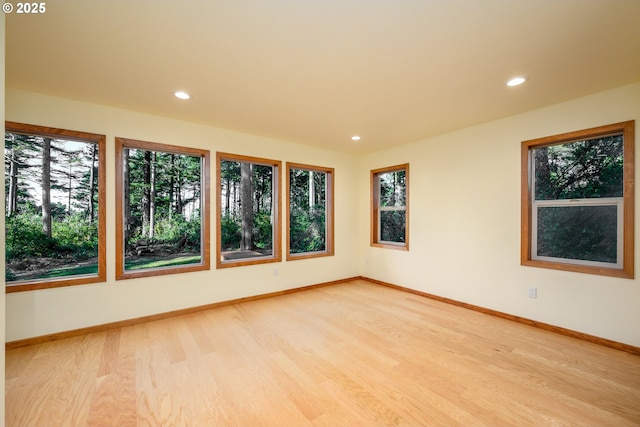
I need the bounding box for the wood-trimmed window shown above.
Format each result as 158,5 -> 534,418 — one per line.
217,152 -> 282,268
521,121 -> 634,278
371,164 -> 409,250
286,162 -> 334,261
5,122 -> 106,292
115,138 -> 210,280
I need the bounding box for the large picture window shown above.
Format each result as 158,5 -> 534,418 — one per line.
115,138 -> 210,280
217,153 -> 281,268
521,121 -> 634,278
286,163 -> 334,260
5,122 -> 106,292
371,164 -> 409,250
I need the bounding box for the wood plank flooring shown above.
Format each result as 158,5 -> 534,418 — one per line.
6,279 -> 640,426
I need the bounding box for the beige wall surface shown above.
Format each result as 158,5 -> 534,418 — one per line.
359,82 -> 640,347
5,83 -> 640,349
1,13 -> 6,425
4,88 -> 360,342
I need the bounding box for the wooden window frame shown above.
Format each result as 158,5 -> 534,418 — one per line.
5,121 -> 106,293
115,137 -> 210,280
216,152 -> 282,269
286,162 -> 335,261
371,164 -> 410,250
521,121 -> 634,278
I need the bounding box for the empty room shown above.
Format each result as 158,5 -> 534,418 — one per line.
2,1 -> 640,426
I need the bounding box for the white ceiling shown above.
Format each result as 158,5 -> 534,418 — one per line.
6,0 -> 640,154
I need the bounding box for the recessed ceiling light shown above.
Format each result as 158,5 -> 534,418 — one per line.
174,91 -> 191,100
351,135 -> 361,141
506,77 -> 527,87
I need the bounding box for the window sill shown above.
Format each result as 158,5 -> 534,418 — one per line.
521,259 -> 633,279
371,242 -> 409,251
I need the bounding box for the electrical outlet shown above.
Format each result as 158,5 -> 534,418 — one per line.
273,268 -> 279,277
528,287 -> 537,298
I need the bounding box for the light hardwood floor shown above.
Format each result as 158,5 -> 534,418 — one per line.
6,279 -> 640,426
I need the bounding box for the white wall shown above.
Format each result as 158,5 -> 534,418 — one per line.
359,82 -> 640,347
5,89 -> 360,342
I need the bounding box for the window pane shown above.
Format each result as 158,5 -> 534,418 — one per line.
371,164 -> 409,250
290,169 -> 326,253
534,135 -> 623,201
380,210 -> 406,243
5,133 -> 101,283
379,170 -> 406,207
537,205 -> 617,263
220,160 -> 274,260
124,149 -> 203,271
522,120 -> 633,278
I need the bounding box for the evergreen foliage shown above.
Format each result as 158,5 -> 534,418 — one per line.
533,135 -> 624,263
123,148 -> 203,269
378,169 -> 406,243
220,160 -> 275,255
289,168 -> 327,253
4,132 -> 100,282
